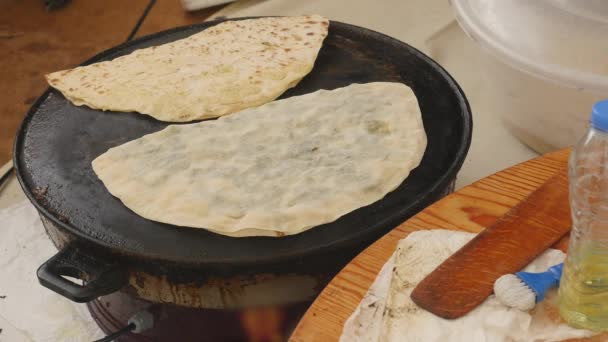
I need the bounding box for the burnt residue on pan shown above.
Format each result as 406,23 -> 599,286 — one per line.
281,30 -> 402,100
32,185 -> 48,201
32,185 -> 70,224
126,270 -> 323,309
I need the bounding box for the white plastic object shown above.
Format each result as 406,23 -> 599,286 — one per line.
127,310 -> 154,334
450,0 -> 608,153
181,0 -> 235,11
494,274 -> 536,311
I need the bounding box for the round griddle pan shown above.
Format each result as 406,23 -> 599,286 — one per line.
15,18 -> 472,269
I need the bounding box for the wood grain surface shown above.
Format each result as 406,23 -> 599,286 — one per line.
290,149 -> 605,341
0,0 -> 221,165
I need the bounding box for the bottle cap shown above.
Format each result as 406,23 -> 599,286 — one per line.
591,100 -> 608,131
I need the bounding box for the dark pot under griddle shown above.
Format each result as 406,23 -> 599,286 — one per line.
14,17 -> 472,340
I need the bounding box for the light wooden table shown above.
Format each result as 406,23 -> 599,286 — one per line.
290,149 -> 593,341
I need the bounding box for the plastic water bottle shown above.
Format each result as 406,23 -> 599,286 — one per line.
559,99 -> 608,331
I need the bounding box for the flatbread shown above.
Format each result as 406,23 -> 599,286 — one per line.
46,15 -> 329,122
92,82 -> 427,237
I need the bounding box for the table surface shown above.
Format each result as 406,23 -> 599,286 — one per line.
0,0 -> 220,166
289,148 -> 601,341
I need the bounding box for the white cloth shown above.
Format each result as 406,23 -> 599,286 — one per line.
0,201 -> 104,341
340,230 -> 596,342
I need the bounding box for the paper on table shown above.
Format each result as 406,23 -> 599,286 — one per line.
0,201 -> 104,342
340,230 -> 596,342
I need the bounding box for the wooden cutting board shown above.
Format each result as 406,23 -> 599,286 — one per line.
289,149 -> 606,342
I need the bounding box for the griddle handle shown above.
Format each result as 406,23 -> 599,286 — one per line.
37,245 -> 128,302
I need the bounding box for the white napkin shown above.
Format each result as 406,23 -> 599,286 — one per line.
340,230 -> 596,342
0,201 -> 104,342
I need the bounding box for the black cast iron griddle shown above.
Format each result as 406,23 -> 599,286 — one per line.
15,18 -> 472,268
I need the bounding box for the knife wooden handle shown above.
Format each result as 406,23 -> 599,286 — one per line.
410,166 -> 571,319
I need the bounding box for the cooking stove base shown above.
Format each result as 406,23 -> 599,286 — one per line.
87,291 -> 310,341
